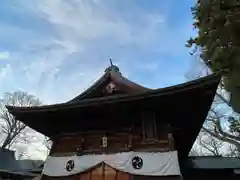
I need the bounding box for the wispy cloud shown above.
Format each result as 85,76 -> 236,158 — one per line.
0,51 -> 10,60
1,0 -> 170,101
0,64 -> 11,86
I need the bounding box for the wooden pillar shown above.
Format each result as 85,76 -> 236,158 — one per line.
141,111 -> 158,142
168,133 -> 175,149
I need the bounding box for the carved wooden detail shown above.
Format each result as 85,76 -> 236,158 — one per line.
105,82 -> 117,94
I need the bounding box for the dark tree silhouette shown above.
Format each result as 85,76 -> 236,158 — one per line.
187,0 -> 240,112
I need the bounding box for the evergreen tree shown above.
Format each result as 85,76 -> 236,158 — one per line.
187,0 -> 240,112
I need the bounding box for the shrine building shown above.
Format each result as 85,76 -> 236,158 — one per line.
6,64 -> 220,180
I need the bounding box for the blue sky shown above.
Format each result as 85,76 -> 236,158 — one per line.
0,0 -> 198,104
0,0 -> 202,159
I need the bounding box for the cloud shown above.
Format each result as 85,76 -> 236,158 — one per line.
0,0 -> 169,102
0,51 -> 10,60
30,0 -> 165,48
0,64 -> 11,86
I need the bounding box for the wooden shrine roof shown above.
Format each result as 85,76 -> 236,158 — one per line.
68,66 -> 150,102
7,72 -> 220,113
6,66 -> 221,159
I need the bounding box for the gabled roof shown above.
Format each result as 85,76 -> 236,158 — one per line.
68,65 -> 150,102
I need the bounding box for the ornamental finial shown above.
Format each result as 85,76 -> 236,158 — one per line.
105,57 -> 121,74
109,57 -> 113,67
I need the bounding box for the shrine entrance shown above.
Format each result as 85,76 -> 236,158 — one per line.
78,163 -> 132,180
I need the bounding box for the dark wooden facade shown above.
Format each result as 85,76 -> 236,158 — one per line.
6,65 -> 221,180
46,113 -> 176,180
50,121 -> 174,156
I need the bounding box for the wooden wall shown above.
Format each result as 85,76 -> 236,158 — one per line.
49,110 -> 176,155
50,122 -> 175,156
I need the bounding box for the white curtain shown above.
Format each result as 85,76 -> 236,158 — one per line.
43,151 -> 181,177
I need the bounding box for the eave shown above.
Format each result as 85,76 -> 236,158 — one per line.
7,73 -> 220,113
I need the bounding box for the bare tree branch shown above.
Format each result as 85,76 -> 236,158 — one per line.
187,58 -> 240,156
215,118 -> 240,142
189,146 -> 202,156
0,91 -> 42,149
198,131 -> 223,156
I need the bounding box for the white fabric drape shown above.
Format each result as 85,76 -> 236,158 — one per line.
43,151 -> 181,177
